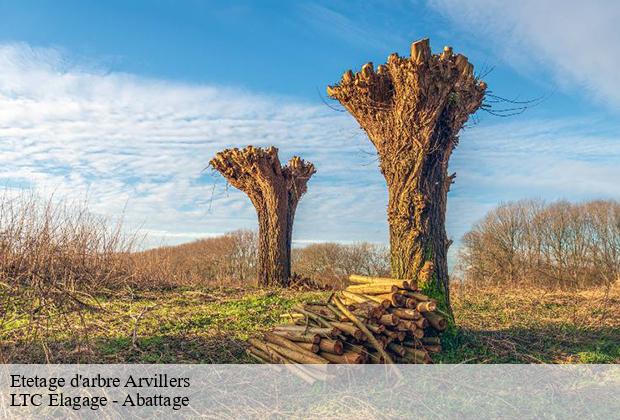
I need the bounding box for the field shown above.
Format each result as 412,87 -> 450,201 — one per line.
3,284 -> 618,364
2,195 -> 618,364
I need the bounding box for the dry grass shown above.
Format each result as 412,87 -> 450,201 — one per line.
0,192 -> 183,361
2,284 -> 618,364
440,283 -> 620,363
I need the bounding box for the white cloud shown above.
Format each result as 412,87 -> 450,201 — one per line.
429,0 -> 620,108
0,42 -> 618,271
0,43 -> 388,249
447,116 -> 620,265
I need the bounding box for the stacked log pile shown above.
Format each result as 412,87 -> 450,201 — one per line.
246,274 -> 448,366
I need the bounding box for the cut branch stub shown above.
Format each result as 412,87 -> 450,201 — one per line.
326,38 -> 486,155
327,38 -> 487,310
210,146 -> 315,287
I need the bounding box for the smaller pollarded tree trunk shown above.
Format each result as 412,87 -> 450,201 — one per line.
210,146 -> 315,287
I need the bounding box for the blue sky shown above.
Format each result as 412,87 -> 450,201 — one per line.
0,1 -> 619,267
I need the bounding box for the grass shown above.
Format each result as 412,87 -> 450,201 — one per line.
439,284 -> 620,363
2,284 -> 618,364
1,288 -> 327,363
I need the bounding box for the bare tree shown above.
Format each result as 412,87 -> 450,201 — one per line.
459,200 -> 620,289
327,39 -> 486,308
210,146 -> 315,287
292,242 -> 390,288
135,229 -> 258,286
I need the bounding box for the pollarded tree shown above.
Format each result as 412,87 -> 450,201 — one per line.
210,146 -> 315,287
327,39 -> 486,309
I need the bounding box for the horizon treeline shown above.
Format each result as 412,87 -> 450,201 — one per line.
1,192 -> 618,292
458,199 -> 619,289
137,231 -> 390,289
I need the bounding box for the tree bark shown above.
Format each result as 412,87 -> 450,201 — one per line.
385,138 -> 452,303
328,39 -> 486,310
210,147 -> 315,287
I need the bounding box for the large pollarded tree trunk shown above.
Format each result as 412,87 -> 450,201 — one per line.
210,146 -> 315,287
327,39 -> 486,310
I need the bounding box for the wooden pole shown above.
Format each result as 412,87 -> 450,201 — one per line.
272,330 -> 322,344
264,332 -> 329,364
273,325 -> 340,338
319,351 -> 365,364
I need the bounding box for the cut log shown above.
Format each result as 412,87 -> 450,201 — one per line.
330,322 -> 365,340
391,308 -> 421,320
409,292 -> 431,302
326,303 -> 348,321
383,329 -> 406,341
263,332 -> 329,364
272,330 -> 321,344
297,342 -> 321,353
248,338 -> 294,364
414,317 -> 428,329
320,351 -> 365,364
366,323 -> 386,334
279,313 -> 303,320
362,294 -> 392,308
318,339 -> 344,355
424,311 -> 447,331
392,290 -> 432,301
404,347 -> 430,363
387,342 -> 408,357
304,304 -> 337,320
246,347 -> 273,364
411,328 -> 424,339
379,335 -> 393,348
370,306 -> 386,319
416,301 -> 436,313
247,271 -> 447,367
421,336 -> 441,345
347,284 -> 401,295
341,290 -> 369,303
343,343 -> 382,363
264,341 -> 327,365
349,274 -> 415,289
272,325 -> 339,338
348,280 -> 413,294
395,320 -> 416,331
378,314 -> 400,327
390,293 -> 406,307
404,298 -> 418,309
293,306 -> 333,328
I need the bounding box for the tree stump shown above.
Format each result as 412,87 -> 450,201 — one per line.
210,146 -> 315,287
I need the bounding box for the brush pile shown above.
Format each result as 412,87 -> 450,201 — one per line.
246,274 -> 448,365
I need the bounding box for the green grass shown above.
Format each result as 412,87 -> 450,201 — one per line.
1,288 -> 328,363
2,285 -> 618,364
